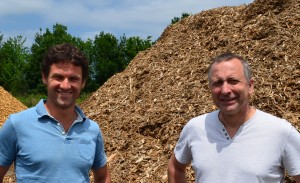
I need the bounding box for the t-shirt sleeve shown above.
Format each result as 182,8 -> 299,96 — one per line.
0,116 -> 17,166
92,130 -> 107,169
174,123 -> 192,165
282,126 -> 300,176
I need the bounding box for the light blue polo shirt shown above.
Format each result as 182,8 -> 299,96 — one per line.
0,99 -> 107,183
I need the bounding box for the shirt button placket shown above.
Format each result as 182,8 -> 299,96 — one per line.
57,123 -> 66,135
223,128 -> 230,140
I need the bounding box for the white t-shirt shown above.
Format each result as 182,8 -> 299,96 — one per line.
174,109 -> 300,183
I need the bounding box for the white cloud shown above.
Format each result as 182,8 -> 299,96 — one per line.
0,0 -> 254,46
0,0 -> 51,15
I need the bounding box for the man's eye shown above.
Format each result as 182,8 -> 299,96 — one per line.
69,77 -> 79,82
228,80 -> 239,85
212,81 -> 223,86
53,76 -> 63,81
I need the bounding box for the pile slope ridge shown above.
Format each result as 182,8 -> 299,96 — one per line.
81,0 -> 300,182
0,86 -> 27,126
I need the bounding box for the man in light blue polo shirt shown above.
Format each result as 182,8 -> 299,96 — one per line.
0,43 -> 111,183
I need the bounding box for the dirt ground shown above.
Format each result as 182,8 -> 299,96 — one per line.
1,0 -> 300,182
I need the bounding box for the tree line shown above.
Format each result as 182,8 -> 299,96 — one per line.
0,23 -> 153,95
0,13 -> 190,97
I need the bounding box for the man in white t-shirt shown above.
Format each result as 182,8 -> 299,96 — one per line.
168,53 -> 300,183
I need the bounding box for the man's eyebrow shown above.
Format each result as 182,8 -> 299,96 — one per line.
50,73 -> 62,77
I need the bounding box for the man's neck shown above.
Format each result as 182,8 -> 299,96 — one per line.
44,103 -> 77,131
219,106 -> 256,138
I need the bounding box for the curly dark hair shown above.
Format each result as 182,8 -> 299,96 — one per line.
41,43 -> 89,81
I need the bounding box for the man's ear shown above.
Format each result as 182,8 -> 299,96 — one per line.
81,80 -> 86,89
249,78 -> 254,95
42,73 -> 47,85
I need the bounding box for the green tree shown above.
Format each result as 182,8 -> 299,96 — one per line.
0,33 -> 3,46
171,12 -> 191,24
0,36 -> 29,94
80,38 -> 96,92
1,24 -> 154,94
121,35 -> 152,64
90,32 -> 121,89
90,32 -> 153,90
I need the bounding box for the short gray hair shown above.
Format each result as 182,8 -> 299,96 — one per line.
208,52 -> 252,83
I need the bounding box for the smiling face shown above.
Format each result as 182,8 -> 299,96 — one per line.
42,61 -> 85,110
208,58 -> 254,116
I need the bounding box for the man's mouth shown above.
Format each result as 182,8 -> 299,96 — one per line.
57,90 -> 72,95
220,97 -> 236,104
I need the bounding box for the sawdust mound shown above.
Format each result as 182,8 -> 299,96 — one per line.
81,0 -> 300,182
0,86 -> 27,126
0,86 -> 26,183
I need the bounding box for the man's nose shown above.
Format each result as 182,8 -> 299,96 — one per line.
60,78 -> 71,89
221,82 -> 231,94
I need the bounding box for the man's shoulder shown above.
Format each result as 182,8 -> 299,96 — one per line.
9,106 -> 37,118
190,110 -> 218,121
255,109 -> 293,131
256,109 -> 289,124
7,99 -> 46,123
186,110 -> 218,127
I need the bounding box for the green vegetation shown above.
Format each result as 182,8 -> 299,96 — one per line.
1,13 -> 190,105
16,92 -> 92,108
171,12 -> 191,24
16,93 -> 47,108
0,23 -> 153,99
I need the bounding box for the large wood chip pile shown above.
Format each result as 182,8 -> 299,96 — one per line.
81,0 -> 299,182
0,86 -> 27,126
0,86 -> 26,183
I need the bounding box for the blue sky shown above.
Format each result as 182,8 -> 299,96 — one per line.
0,0 -> 254,47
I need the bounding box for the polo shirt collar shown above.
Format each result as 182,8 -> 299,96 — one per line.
35,99 -> 87,122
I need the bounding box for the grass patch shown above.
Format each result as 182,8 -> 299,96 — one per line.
77,92 -> 92,104
17,93 -> 47,108
16,92 -> 92,108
